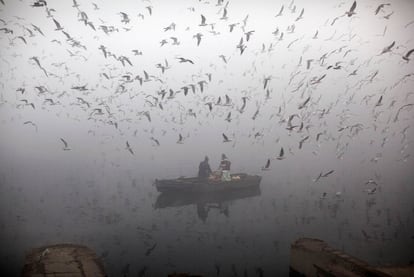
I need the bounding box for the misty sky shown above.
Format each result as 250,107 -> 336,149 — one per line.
0,0 -> 414,276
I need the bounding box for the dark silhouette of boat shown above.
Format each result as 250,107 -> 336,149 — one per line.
154,173 -> 261,193
154,175 -> 262,209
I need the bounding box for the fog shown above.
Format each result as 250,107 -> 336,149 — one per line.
0,0 -> 414,276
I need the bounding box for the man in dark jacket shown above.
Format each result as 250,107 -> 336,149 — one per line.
198,156 -> 212,179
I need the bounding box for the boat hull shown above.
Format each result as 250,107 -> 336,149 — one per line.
154,173 -> 261,193
155,184 -> 261,209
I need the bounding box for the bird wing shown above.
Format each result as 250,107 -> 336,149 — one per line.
322,170 -> 334,177
349,1 -> 357,13
405,48 -> 414,58
60,138 -> 68,148
53,19 -> 62,29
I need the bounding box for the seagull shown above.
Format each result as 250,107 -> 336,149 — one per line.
23,121 -> 38,132
222,133 -> 232,142
295,8 -> 304,21
245,30 -> 255,41
299,136 -> 309,149
126,141 -> 134,155
60,138 -> 71,151
193,33 -> 203,46
205,102 -> 213,111
146,6 -> 153,15
263,76 -> 271,89
220,8 -> 228,20
144,243 -> 157,256
151,137 -> 160,146
31,24 -> 45,36
199,14 -> 207,26
219,54 -> 228,63
375,95 -> 383,107
345,1 -> 357,17
177,57 -> 194,64
236,37 -> 247,55
275,5 -> 284,17
30,56 -> 48,77
119,12 -> 130,24
379,41 -> 395,55
276,147 -> 285,160
298,96 -> 310,109
313,170 -> 334,182
177,134 -> 184,144
228,23 -> 238,32
170,37 -> 180,45
225,112 -> 232,122
322,170 -> 334,177
402,48 -> 414,62
375,3 -> 390,15
53,18 -> 64,31
261,159 -> 271,171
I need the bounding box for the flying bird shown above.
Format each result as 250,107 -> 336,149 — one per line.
144,243 -> 157,256
299,135 -> 309,149
151,137 -> 160,146
60,138 -> 71,151
23,121 -> 38,132
276,147 -> 285,160
126,141 -> 134,155
375,3 -> 390,15
345,1 -> 357,17
379,41 -> 395,55
199,14 -> 207,26
53,18 -> 64,31
222,133 -> 232,142
193,33 -> 203,46
402,48 -> 414,62
177,134 -> 184,144
298,96 -> 311,109
275,5 -> 284,17
261,159 -> 271,171
295,8 -> 304,21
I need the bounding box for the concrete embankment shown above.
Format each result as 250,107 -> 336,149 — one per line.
290,238 -> 414,277
21,244 -> 106,277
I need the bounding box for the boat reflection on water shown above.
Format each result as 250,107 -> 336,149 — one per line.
154,184 -> 261,221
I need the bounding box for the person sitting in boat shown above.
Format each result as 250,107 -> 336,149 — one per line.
219,154 -> 231,181
198,156 -> 212,179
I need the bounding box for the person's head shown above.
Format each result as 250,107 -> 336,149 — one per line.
204,156 -> 209,161
221,153 -> 227,160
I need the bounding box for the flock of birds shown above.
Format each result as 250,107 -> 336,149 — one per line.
0,0 -> 413,211
1,0 -> 413,197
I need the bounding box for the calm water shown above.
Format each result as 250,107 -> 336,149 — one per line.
1,157 -> 413,276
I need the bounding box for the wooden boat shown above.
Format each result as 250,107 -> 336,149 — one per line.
154,184 -> 261,209
154,173 -> 261,193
